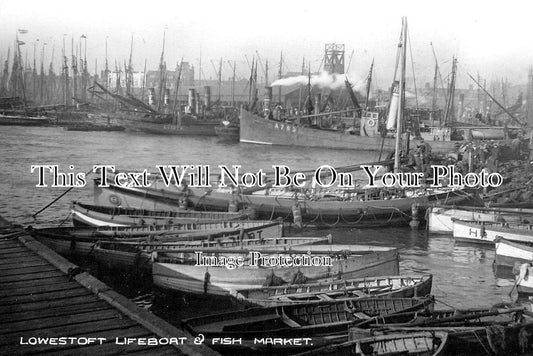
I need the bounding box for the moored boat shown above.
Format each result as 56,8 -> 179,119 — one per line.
183,296 -> 433,352
230,274 -> 432,307
94,219 -> 283,238
28,220 -> 283,256
494,237 -> 533,267
428,205 -> 533,233
0,114 -> 52,126
71,201 -> 249,227
348,306 -> 532,355
91,235 -> 332,271
152,244 -> 400,296
94,177 -> 471,228
294,331 -> 448,356
452,220 -> 533,244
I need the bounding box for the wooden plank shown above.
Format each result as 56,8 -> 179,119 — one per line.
0,259 -> 49,270
0,288 -> 92,306
0,294 -> 98,314
0,264 -> 57,276
0,255 -> 46,265
0,309 -> 130,335
0,281 -> 83,298
0,247 -> 29,255
0,300 -> 109,323
0,270 -> 64,283
1,326 -> 152,354
0,318 -> 139,347
0,241 -> 21,248
0,275 -> 69,290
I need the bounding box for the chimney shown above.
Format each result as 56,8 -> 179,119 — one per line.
188,88 -> 196,114
204,86 -> 211,110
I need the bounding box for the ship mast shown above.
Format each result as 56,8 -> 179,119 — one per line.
394,17 -> 408,173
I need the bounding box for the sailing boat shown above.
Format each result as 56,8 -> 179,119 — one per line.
93,19 -> 471,228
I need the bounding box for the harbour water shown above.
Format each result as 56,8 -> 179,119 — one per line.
0,126 -> 517,318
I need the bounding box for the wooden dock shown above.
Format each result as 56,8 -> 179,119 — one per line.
0,229 -> 219,356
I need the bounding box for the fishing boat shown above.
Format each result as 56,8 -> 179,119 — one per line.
153,244 -> 400,296
452,220 -> 533,244
0,114 -> 52,126
230,274 -> 432,307
428,205 -> 533,233
28,219 -> 283,256
94,178 -> 470,228
182,296 -> 433,352
71,201 -> 249,227
125,116 -> 220,136
349,306 -> 531,355
62,123 -> 125,131
294,331 -> 448,356
94,219 -> 283,238
91,235 -> 331,271
494,237 -> 533,267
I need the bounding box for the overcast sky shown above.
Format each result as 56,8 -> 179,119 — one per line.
1,0 -> 532,89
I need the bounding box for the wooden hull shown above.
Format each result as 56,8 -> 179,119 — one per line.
126,119 -> 219,136
71,201 -> 247,227
94,180 -> 470,227
183,296 -> 432,352
94,219 -> 283,238
91,236 -> 331,271
453,220 -> 533,244
240,108 -> 462,153
0,115 -> 52,126
296,331 -> 447,356
153,245 -> 400,296
231,274 -> 432,307
428,206 -> 533,234
494,238 -> 533,267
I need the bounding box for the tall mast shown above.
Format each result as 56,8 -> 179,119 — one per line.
218,57 -> 222,105
394,17 -> 407,173
172,58 -> 183,115
104,37 -> 109,97
443,57 -> 457,126
431,61 -> 438,112
231,61 -> 236,108
278,51 -> 282,104
157,31 -> 166,111
71,37 -> 77,101
141,58 -> 147,101
126,34 -> 133,95
364,58 -> 374,109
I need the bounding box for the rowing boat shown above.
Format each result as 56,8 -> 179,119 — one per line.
183,296 -> 433,352
153,244 -> 400,296
428,205 -> 533,234
230,274 -> 432,307
294,331 -> 448,356
71,201 -> 249,227
452,220 -> 533,244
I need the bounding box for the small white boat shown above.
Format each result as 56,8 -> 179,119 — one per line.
428,205 -> 533,234
452,220 -> 533,245
515,263 -> 533,296
152,244 -> 400,296
494,238 -> 533,267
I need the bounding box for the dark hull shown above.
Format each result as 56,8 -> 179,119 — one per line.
94,181 -> 471,227
240,108 -> 470,153
0,115 -> 52,126
126,117 -> 219,136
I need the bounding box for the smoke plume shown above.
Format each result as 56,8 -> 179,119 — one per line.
271,71 -> 366,91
